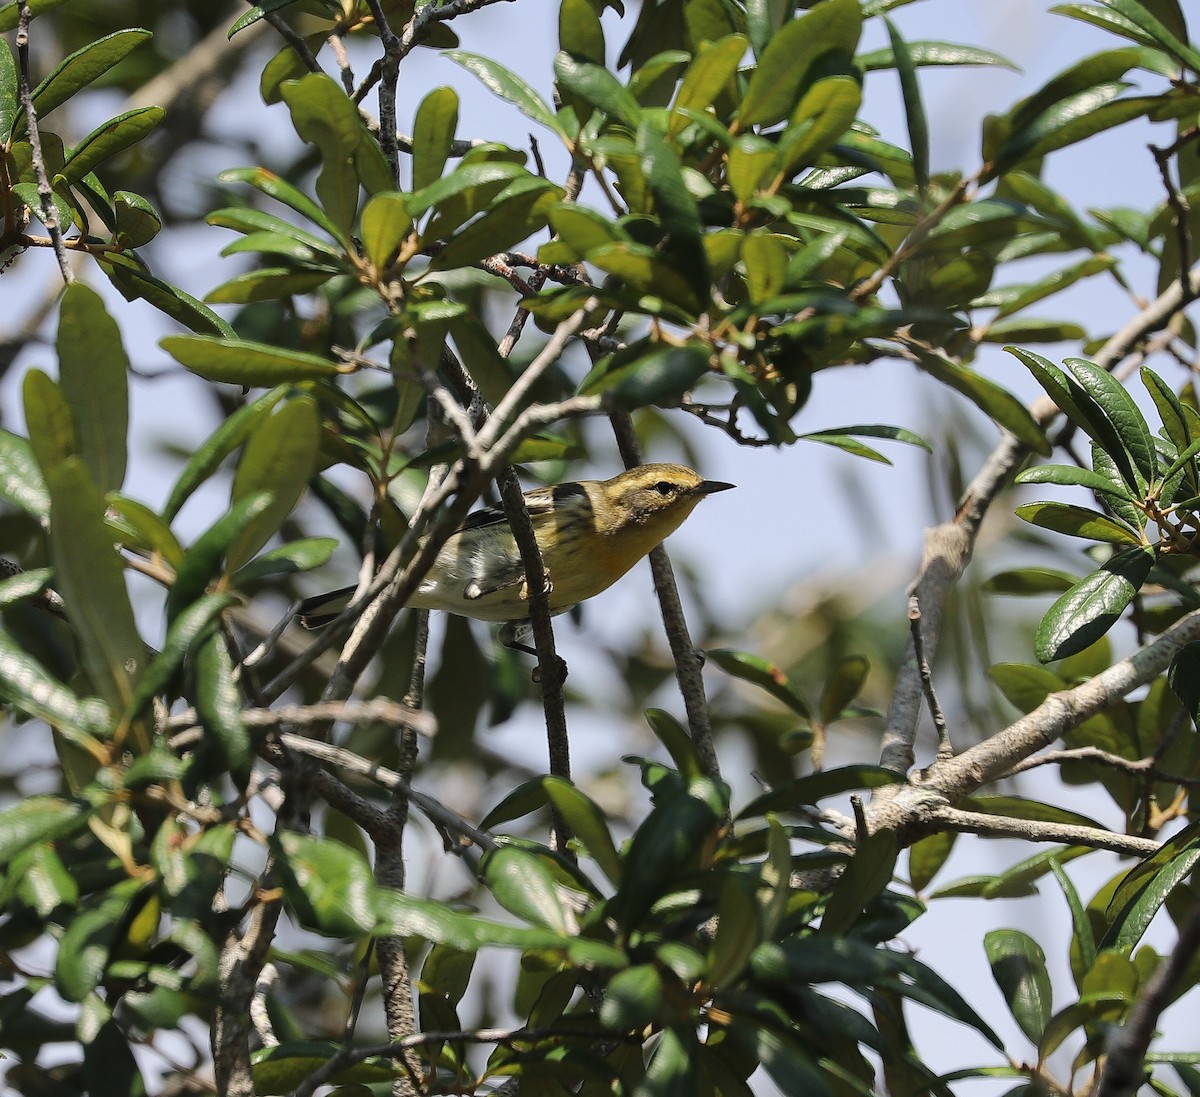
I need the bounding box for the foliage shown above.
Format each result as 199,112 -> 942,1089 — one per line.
3,1 -> 1200,1095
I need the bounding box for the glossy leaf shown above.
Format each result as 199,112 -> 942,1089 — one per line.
1168,641 -> 1200,729
1014,501 -> 1144,545
1035,546 -> 1156,662
774,75 -> 863,176
0,628 -> 111,740
0,35 -> 15,135
112,190 -> 161,248
579,341 -> 710,407
1101,824 -> 1200,953
858,40 -> 1017,71
543,777 -> 622,886
56,284 -> 128,495
277,831 -> 377,938
985,929 -> 1053,1044
1064,356 -> 1156,490
554,52 -> 642,128
738,0 -> 861,127
447,50 -> 561,133
31,28 -> 151,124
707,647 -> 811,718
482,846 -> 572,934
60,106 -> 164,184
219,166 -> 347,244
0,428 -> 49,519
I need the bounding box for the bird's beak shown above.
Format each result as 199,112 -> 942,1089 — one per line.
697,479 -> 735,496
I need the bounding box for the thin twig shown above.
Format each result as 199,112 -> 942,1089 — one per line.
931,806 -> 1159,858
908,595 -> 951,761
15,1 -> 72,284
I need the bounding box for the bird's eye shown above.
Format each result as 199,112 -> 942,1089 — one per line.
655,481 -> 675,495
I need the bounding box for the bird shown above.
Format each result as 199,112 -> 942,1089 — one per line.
296,463 -> 733,648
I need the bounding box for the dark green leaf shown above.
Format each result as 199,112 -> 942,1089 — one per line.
820,828 -> 898,936
226,396 -> 319,572
1065,356 -> 1155,490
26,29 -> 151,125
885,19 -> 929,195
54,879 -> 144,1002
0,37 -> 15,135
60,106 -> 164,184
917,351 -> 1051,456
277,831 -> 377,938
194,632 -> 251,792
708,647 -> 811,718
219,165 -> 347,244
99,254 -> 235,337
543,777 -> 622,886
0,628 -> 111,740
1014,501 -> 1144,544
113,190 -> 161,248
1015,463 -> 1131,495
46,458 -> 144,711
984,929 -> 1053,1043
56,283 -> 128,494
1035,546 -> 1155,662
0,796 -> 87,869
482,846 -> 572,934
638,119 -> 709,299
553,52 -> 642,128
579,341 -> 709,407
737,766 -> 903,820
1168,641 -> 1200,729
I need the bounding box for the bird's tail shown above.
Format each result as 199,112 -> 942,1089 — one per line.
295,585 -> 357,629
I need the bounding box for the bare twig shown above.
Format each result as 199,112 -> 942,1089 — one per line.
15,1 -> 72,284
908,595 -> 951,761
931,806 -> 1159,858
609,409 -> 722,782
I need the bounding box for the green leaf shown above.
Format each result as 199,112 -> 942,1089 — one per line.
60,106 -> 164,184
1035,546 -> 1156,662
46,458 -> 144,712
446,50 -> 562,133
280,73 -> 394,238
638,119 -> 709,299
429,179 -> 557,271
1101,824 -> 1200,952
579,340 -> 710,407
738,0 -> 862,127
482,846 -> 572,934
194,632 -> 251,792
165,492 -> 273,624
773,75 -> 863,176
163,388 -> 286,522
124,593 -> 238,724
916,350 -> 1051,456
0,0 -> 73,31
0,37 -> 16,136
1064,356 -> 1156,490
112,190 -> 162,248
412,86 -> 459,191
1015,463 -> 1131,495
205,267 -> 333,305
554,52 -> 642,129
0,428 -> 50,518
1092,0 -> 1200,72
0,629 -> 111,741
99,253 -> 235,337
821,655 -> 870,724
160,335 -> 338,385
226,396 -> 320,572
56,284 -> 128,494
820,828 -> 898,935
1014,501 -> 1144,544
858,40 -> 1018,71
277,831 -> 377,938
25,29 -> 152,126
359,191 -> 413,271
230,537 -> 337,587
741,232 -> 788,305
543,777 -> 622,887
885,19 -> 929,194
23,368 -> 77,475
585,240 -> 703,313
105,494 -> 184,569
737,766 -> 903,820
219,166 -> 347,244
599,963 -> 665,1030
984,929 -> 1053,1043
984,567 -> 1077,595
0,796 -> 87,869
54,878 -> 144,1002
707,647 -> 811,718
1168,641 -> 1200,729
670,33 -> 747,137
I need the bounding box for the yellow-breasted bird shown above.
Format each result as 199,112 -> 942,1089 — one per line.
296,463 -> 733,647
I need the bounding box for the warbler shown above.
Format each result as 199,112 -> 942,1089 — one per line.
297,463 -> 733,646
